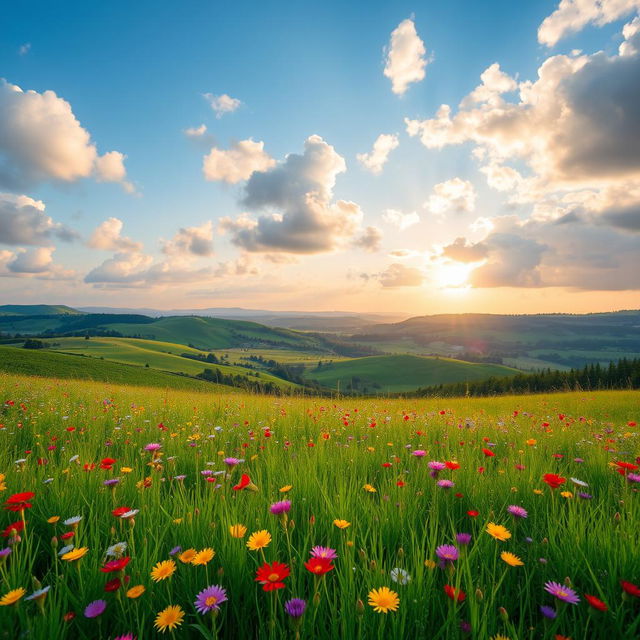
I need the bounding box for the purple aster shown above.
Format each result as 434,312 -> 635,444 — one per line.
627,472 -> 640,483
578,492 -> 593,499
223,457 -> 242,467
436,544 -> 459,562
201,470 -> 213,476
428,461 -> 446,471
173,475 -> 187,481
84,599 -> 107,618
573,458 -> 584,463
194,584 -> 228,614
144,443 -> 161,452
310,546 -> 338,559
437,479 -> 454,489
270,500 -> 291,515
412,450 -> 426,457
284,598 -> 306,618
544,581 -> 580,604
103,478 -> 120,487
169,546 -> 182,556
456,533 -> 472,546
0,548 -> 12,558
507,505 -> 528,519
540,605 -> 557,619
460,621 -> 472,634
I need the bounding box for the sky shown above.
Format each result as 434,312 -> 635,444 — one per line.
1,0 -> 639,314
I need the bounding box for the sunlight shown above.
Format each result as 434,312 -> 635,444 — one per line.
433,261 -> 476,289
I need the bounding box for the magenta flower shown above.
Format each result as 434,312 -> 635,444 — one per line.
84,599 -> 107,618
437,479 -> 454,489
310,546 -> 338,560
223,457 -> 243,467
428,461 -> 446,471
455,533 -> 472,546
144,443 -> 161,452
544,581 -> 580,604
436,545 -> 459,562
412,450 -> 426,457
284,598 -> 306,618
270,500 -> 292,515
507,505 -> 528,519
194,584 -> 228,614
627,473 -> 640,483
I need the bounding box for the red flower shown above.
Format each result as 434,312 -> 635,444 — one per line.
100,458 -> 116,470
396,480 -> 406,487
304,557 -> 334,576
445,461 -> 460,470
4,491 -> 35,512
101,557 -> 130,573
1,520 -> 25,537
233,474 -> 251,491
63,612 -> 76,622
467,510 -> 479,517
614,461 -> 639,475
112,506 -> 130,517
621,580 -> 640,597
382,462 -> 392,468
542,473 -> 566,489
60,532 -> 74,541
255,561 -> 290,591
104,578 -> 121,592
482,448 -> 495,457
584,594 -> 608,611
444,585 -> 466,602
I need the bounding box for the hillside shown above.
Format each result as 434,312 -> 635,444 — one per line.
0,304 -> 83,316
304,354 -> 518,393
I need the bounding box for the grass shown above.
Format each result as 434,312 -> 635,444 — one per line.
304,354 -> 519,392
0,373 -> 637,638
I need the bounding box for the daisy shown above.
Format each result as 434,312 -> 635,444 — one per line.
0,588 -> 26,606
192,548 -> 215,566
500,551 -> 524,567
246,530 -> 271,551
544,581 -> 580,604
154,605 -> 184,633
255,561 -> 290,591
368,586 -> 399,613
150,560 -> 176,582
486,523 -> 511,541
310,546 -> 338,560
390,568 -> 411,585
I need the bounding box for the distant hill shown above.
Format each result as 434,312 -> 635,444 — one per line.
0,304 -> 83,316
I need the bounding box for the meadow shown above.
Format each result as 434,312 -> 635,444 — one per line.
0,373 -> 638,639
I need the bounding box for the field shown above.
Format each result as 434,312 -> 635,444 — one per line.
0,373 -> 637,639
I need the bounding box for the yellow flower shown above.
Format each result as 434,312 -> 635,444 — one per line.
0,588 -> 26,606
126,585 -> 145,599
246,530 -> 271,551
192,548 -> 215,565
363,484 -> 377,493
0,474 -> 5,492
150,559 -> 176,582
250,454 -> 258,461
500,551 -> 524,567
367,446 -> 375,452
333,519 -> 351,529
121,467 -> 133,473
47,516 -> 60,524
279,485 -> 292,493
526,439 -> 537,446
491,635 -> 511,640
424,559 -> 437,570
486,523 -> 511,542
560,491 -> 573,499
368,586 -> 399,613
229,524 -> 247,538
61,547 -> 89,562
178,549 -> 197,564
533,489 -> 544,495
154,604 -> 184,633
173,518 -> 183,525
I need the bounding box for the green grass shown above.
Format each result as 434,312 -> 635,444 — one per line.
0,374 -> 637,639
305,354 -> 519,392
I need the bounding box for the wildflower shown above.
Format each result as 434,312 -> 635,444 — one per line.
104,578 -> 121,592
627,473 -> 640,483
233,473 -> 257,491
4,491 -> 35,512
310,546 -> 338,559
246,530 -> 271,551
255,561 -> 290,591
179,549 -> 197,563
0,588 -> 26,606
560,491 -> 573,499
126,585 -> 145,598
543,474 -> 566,489
436,545 -> 459,563
437,479 -> 454,489
444,584 -> 466,602
333,519 -> 351,529
412,450 -> 426,457
101,557 -> 130,573
24,586 -> 50,604
192,548 -> 215,566
270,500 -> 291,515
486,523 -> 511,541
584,594 -> 607,611
544,581 -> 580,604
84,600 -> 107,618
304,556 -> 334,575
279,485 -> 293,493
154,605 -> 185,633
570,477 -> 588,487
194,585 -> 227,614
47,516 -> 60,524
390,568 -> 411,585
150,560 -> 176,582
500,551 -> 524,567
507,505 -> 528,519
1,521 -> 24,538
223,457 -> 242,467
368,586 -> 399,613
105,542 -> 128,558
103,478 -> 120,487
144,443 -> 162,452
620,580 -> 640,597
456,533 -> 472,546
284,598 -> 306,618
61,547 -> 88,562
229,524 -> 247,538
363,484 -> 377,493
540,605 -> 557,619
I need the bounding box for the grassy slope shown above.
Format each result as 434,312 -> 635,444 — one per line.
305,354 -> 519,392
0,304 -> 82,316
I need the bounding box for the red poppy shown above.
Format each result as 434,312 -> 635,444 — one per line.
233,474 -> 251,491
304,557 -> 334,576
100,458 -> 116,470
63,612 -> 76,622
104,578 -> 121,592
112,506 -> 130,517
621,580 -> 640,597
382,462 -> 392,468
396,480 -> 406,487
584,594 -> 608,611
482,448 -> 495,457
445,461 -> 460,470
255,561 -> 290,591
60,532 -> 74,541
542,473 -> 566,489
444,585 -> 466,602
83,463 -> 96,471
101,557 -> 130,573
1,520 -> 25,537
467,510 -> 479,517
614,461 -> 639,475
4,491 -> 35,512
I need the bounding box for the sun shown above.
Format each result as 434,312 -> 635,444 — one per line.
434,261 -> 475,289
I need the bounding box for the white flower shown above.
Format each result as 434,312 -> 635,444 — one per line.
390,567 -> 411,585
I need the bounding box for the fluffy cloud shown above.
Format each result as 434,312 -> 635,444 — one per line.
203,93 -> 242,118
441,237 -> 489,263
203,139 -> 275,184
538,0 -> 640,46
88,218 -> 142,252
84,250 -> 154,284
382,208 -> 420,230
353,226 -> 383,252
384,19 -> 428,95
0,79 -> 131,190
223,135 -> 364,253
357,134 -> 399,174
0,246 -> 75,280
426,178 -> 476,215
162,221 -> 214,256
0,193 -> 78,246
184,124 -> 208,138
379,262 -> 424,287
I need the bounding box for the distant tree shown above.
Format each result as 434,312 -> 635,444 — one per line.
23,339 -> 46,349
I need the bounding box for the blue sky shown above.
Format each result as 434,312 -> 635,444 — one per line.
1,0 -> 639,312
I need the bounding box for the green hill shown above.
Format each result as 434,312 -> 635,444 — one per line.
0,304 -> 83,316
304,354 -> 519,393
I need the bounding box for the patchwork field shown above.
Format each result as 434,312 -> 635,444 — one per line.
0,373 -> 637,638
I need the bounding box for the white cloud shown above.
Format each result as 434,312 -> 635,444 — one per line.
379,262 -> 424,287
184,124 -> 208,138
353,226 -> 383,252
384,18 -> 428,95
88,218 -> 142,252
426,178 -> 476,215
162,221 -> 214,256
0,246 -> 75,280
95,151 -> 134,193
0,79 -> 132,191
462,63 -> 517,107
538,0 -> 640,46
357,134 -> 399,174
18,43 -> 31,56
203,93 -> 242,118
382,208 -> 420,230
203,139 -> 275,184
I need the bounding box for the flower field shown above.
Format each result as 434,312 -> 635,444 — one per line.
0,374 -> 638,639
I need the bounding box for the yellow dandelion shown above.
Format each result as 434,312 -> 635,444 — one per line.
368,586 -> 399,613
560,491 -> 573,499
333,519 -> 351,529
178,549 -> 197,564
0,588 -> 26,606
61,547 -> 89,562
154,604 -> 184,633
500,551 -> 524,567
150,559 -> 176,582
126,585 -> 145,599
120,467 -> 133,473
246,530 -> 271,551
229,524 -> 247,538
486,523 -> 511,542
173,518 -> 183,525
363,484 -> 377,493
192,548 -> 215,566
279,485 -> 292,493
47,516 -> 60,524
533,489 -> 544,495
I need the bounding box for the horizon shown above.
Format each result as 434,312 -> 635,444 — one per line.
1,0 -> 639,314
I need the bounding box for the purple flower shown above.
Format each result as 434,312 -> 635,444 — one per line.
0,548 -> 12,558
428,461 -> 446,471
169,546 -> 182,556
544,581 -> 580,604
284,598 -> 306,618
194,584 -> 228,614
507,505 -> 528,519
437,479 -> 454,489
114,635 -> 136,640
412,450 -> 426,457
173,475 -> 187,481
578,491 -> 593,499
144,443 -> 161,452
103,478 -> 120,487
460,621 -> 472,634
223,457 -> 242,467
455,533 -> 472,546
84,600 -> 107,618
310,546 -> 338,559
270,500 -> 291,515
540,605 -> 557,619
627,473 -> 640,483
436,544 -> 458,562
